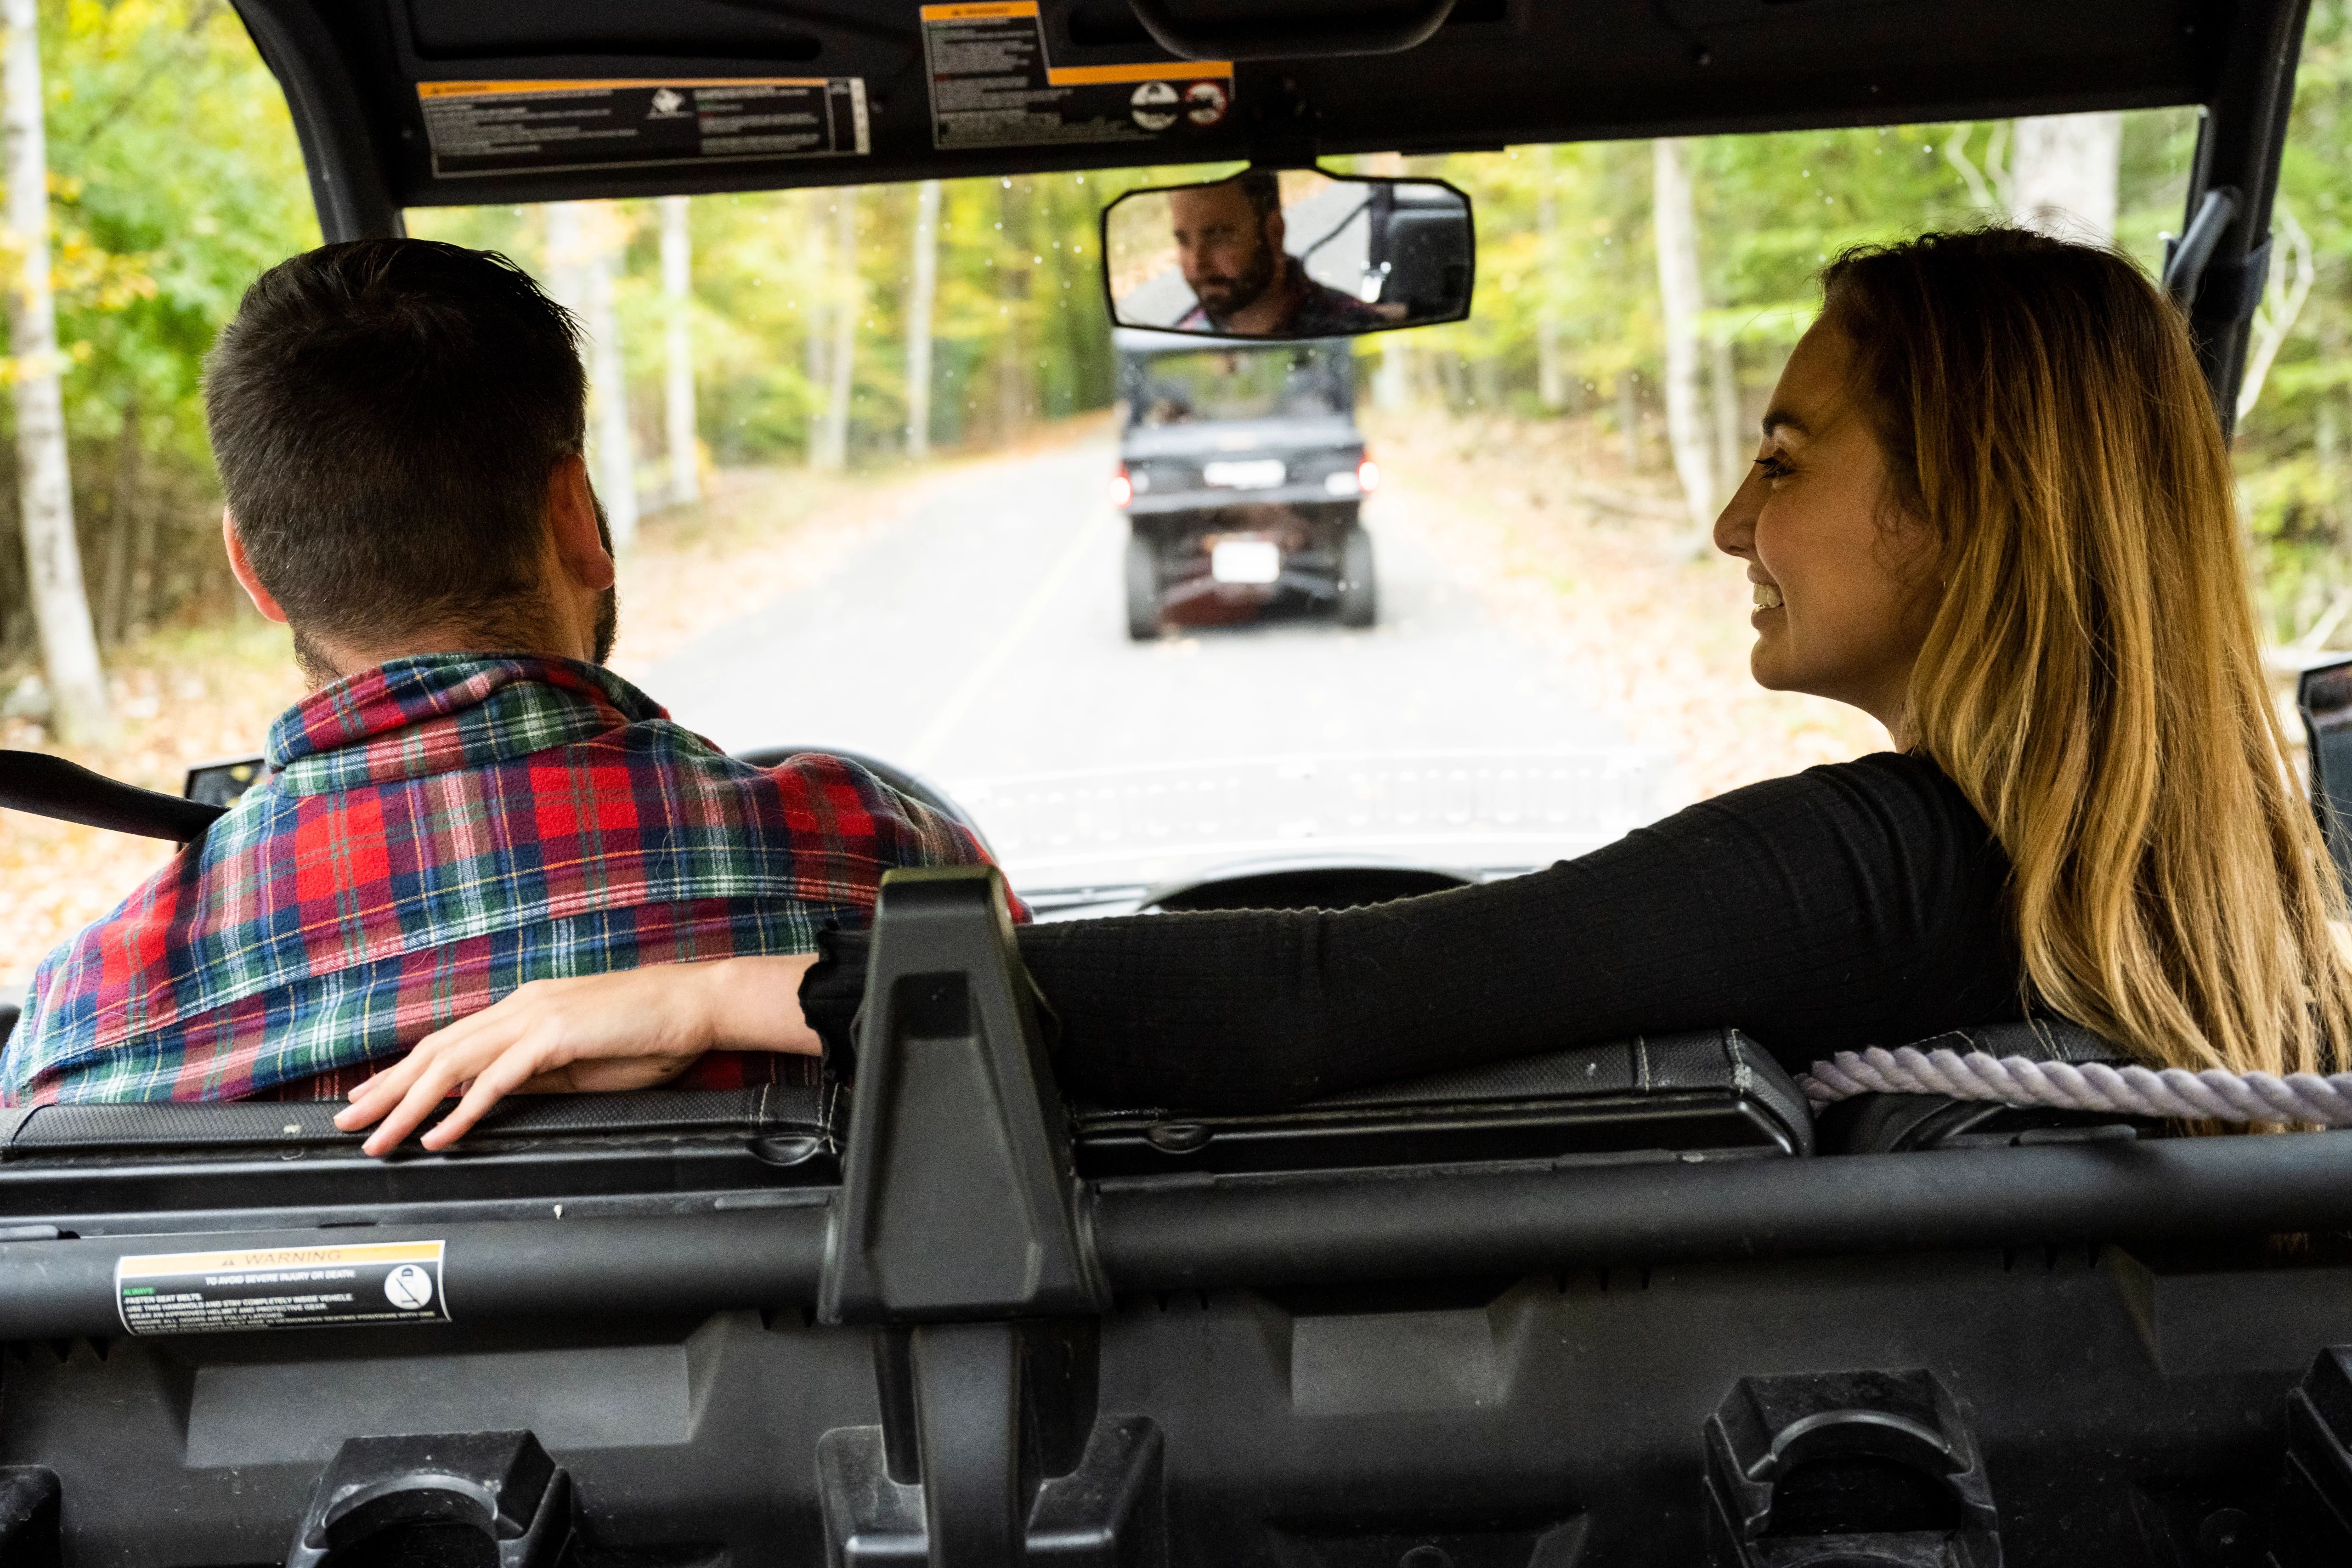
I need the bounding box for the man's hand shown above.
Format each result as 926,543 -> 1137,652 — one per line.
334,955 -> 821,1156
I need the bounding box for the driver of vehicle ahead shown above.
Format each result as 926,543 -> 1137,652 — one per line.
1170,172 -> 1383,339
0,240 -> 995,1127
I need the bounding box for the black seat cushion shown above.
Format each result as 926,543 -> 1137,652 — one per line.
1814,1019 -> 2159,1155
1069,1027 -> 1813,1178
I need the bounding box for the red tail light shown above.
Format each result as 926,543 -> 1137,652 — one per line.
1110,465 -> 1134,508
1357,455 -> 1381,494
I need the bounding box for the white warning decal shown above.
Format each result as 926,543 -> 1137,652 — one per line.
418,78 -> 870,179
115,1239 -> 450,1336
920,2 -> 1234,151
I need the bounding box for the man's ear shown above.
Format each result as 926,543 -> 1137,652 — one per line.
546,453 -> 616,592
222,510 -> 289,624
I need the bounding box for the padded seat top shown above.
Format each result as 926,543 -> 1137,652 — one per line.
1070,1028 -> 1815,1177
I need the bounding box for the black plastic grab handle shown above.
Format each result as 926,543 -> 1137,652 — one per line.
0,748 -> 226,842
1125,0 -> 1457,61
2162,185 -> 2241,309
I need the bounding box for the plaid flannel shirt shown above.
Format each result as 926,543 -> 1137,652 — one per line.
4,654 -> 995,1104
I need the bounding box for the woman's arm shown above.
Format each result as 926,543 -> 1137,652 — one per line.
1018,753 -> 2028,1111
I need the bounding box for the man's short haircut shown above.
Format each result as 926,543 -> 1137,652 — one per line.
204,239 -> 587,646
1234,170 -> 1282,221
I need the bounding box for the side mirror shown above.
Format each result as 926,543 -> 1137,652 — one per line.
1102,169 -> 1473,340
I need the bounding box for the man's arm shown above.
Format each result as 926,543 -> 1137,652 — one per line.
334,953 -> 822,1154
334,749 -> 1007,1154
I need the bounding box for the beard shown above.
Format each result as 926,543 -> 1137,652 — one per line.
291,624 -> 341,690
1192,237 -> 1280,323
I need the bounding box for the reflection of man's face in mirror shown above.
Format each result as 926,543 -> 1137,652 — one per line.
1170,176 -> 1286,332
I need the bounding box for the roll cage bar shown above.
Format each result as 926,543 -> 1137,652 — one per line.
232,0 -> 2309,427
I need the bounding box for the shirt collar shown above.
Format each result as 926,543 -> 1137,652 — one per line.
265,654 -> 667,796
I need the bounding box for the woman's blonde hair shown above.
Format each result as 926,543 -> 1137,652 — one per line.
1822,227 -> 2352,1080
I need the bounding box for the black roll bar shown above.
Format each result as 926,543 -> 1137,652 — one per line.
6,1130 -> 2352,1343
233,0 -> 404,242
0,1208 -> 830,1342
2182,0 -> 2312,431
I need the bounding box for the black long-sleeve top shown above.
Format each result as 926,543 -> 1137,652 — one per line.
810,753 -> 2032,1114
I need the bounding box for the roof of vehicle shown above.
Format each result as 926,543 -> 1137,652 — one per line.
237,0 -> 2301,417
239,0 -> 2274,219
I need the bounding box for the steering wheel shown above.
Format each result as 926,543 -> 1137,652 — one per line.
733,746 -> 994,855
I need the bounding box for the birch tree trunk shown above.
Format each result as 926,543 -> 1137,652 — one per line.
5,0 -> 107,741
802,192 -> 830,463
815,187 -> 857,470
2009,112 -> 2122,243
995,180 -> 1028,443
1709,327 -> 1743,500
660,195 -> 698,508
1536,181 -> 1565,412
543,201 -> 638,543
905,180 -> 940,459
1651,137 -> 1714,533
584,204 -> 637,548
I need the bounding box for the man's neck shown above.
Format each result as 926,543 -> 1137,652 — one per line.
297,626 -> 576,691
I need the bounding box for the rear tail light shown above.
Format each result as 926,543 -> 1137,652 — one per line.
1110,465 -> 1133,508
1357,455 -> 1381,494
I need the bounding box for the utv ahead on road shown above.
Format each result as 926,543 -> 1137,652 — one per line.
1114,330 -> 1377,637
2,1 -> 2350,1565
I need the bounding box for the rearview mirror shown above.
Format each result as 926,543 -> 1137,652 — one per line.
1102,170 -> 1473,340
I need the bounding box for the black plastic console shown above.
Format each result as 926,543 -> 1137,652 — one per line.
9,867 -> 2352,1562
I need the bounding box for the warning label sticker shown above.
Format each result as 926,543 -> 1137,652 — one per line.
115,1240 -> 449,1336
418,78 -> 869,180
920,2 -> 1234,151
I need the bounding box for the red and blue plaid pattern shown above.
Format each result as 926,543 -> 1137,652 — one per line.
4,655 -> 993,1104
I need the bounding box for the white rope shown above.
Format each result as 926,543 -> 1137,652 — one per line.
1799,1045 -> 2352,1127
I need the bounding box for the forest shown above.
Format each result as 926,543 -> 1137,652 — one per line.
4,0 -> 2352,717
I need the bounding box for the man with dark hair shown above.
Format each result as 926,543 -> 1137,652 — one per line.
1170,172 -> 1382,337
2,239 -> 992,1107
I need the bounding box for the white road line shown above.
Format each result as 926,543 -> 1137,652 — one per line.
904,506 -> 1108,769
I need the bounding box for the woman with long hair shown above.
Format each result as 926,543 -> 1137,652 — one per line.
337,226 -> 2352,1151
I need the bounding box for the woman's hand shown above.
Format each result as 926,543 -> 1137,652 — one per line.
334,954 -> 821,1156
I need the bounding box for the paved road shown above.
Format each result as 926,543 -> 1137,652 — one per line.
650,436 -> 1661,893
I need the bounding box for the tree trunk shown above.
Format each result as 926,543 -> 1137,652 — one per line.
1615,370 -> 1640,472
1374,338 -> 1413,411
1536,173 -> 1565,412
995,180 -> 1029,443
2008,112 -> 2122,243
5,0 -> 107,741
905,179 -> 941,459
815,187 -> 858,470
98,404 -> 138,645
660,195 -> 699,508
585,203 -> 638,548
803,192 -> 830,463
1651,137 -> 1714,534
1708,327 -> 1743,501
127,468 -> 158,637
543,201 -> 638,542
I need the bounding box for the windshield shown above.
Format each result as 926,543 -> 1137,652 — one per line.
23,1 -> 2352,997
1127,345 -> 1346,425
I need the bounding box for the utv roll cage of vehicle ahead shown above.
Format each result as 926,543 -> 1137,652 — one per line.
1113,330 -> 1378,635
2,2 -> 2351,1565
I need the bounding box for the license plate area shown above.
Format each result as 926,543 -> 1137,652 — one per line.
1203,458 -> 1286,489
1210,539 -> 1282,584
